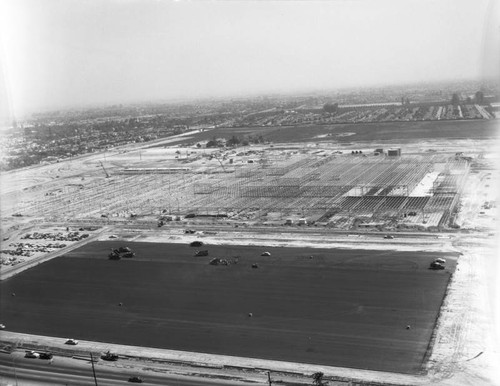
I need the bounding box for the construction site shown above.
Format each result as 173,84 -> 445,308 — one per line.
2,143 -> 470,231
0,123 -> 499,386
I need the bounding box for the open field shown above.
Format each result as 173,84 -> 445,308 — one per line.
0,241 -> 458,374
168,119 -> 498,145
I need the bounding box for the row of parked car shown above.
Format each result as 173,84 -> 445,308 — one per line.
21,231 -> 89,242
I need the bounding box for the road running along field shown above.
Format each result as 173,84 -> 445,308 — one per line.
0,241 -> 458,375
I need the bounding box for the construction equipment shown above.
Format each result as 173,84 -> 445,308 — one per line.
108,252 -> 120,260
209,258 -> 228,266
101,351 -> 119,361
429,261 -> 445,270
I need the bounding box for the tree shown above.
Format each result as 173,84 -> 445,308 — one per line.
323,103 -> 339,113
227,135 -> 240,147
475,91 -> 484,104
206,137 -> 218,148
451,93 -> 460,106
311,371 -> 327,385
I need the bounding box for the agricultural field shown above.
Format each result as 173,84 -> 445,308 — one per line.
227,104 -> 494,128
171,119 -> 498,145
0,241 -> 458,374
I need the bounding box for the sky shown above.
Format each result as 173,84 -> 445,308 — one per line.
1,0 -> 499,118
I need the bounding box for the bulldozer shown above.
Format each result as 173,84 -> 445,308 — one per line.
108,251 -> 121,260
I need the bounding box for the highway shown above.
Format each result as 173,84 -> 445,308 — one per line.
0,352 -> 250,386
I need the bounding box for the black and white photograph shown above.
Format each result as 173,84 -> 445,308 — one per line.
0,1 -> 499,385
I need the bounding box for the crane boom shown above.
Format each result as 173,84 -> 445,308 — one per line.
99,161 -> 110,178
212,153 -> 226,172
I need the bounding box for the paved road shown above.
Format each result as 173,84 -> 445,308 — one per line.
0,352 -> 248,386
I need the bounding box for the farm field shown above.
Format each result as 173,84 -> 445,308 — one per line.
0,241 -> 458,374
170,119 -> 498,145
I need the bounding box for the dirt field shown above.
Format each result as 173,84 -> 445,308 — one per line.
0,241 -> 458,375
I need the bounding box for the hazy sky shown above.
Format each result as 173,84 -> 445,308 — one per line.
1,0 -> 499,117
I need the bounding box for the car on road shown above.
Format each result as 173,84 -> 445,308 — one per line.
383,235 -> 394,239
25,351 -> 40,359
65,339 -> 79,345
128,376 -> 144,383
39,352 -> 53,360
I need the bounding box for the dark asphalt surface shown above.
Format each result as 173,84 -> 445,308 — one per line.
0,241 -> 458,374
0,352 -> 243,385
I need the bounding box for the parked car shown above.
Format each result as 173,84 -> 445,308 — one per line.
384,235 -> 394,239
39,352 -> 53,360
25,351 -> 40,359
65,339 -> 79,345
0,324 -> 5,330
261,251 -> 271,256
128,376 -> 143,383
434,258 -> 446,264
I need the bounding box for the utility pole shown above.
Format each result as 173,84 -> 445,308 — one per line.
90,352 -> 98,386
267,371 -> 272,385
12,353 -> 18,386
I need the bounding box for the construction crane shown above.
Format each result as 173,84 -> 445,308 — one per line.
99,161 -> 110,178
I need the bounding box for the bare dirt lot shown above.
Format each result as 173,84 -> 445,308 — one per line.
0,241 -> 458,375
